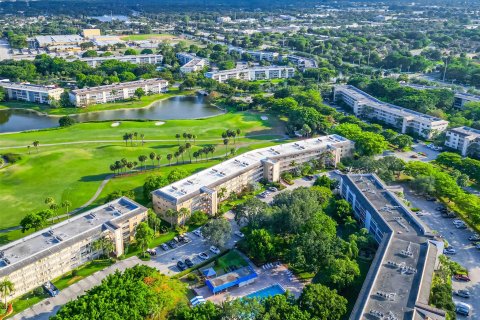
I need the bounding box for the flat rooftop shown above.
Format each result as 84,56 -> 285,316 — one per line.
454,92 -> 480,101
71,78 -> 168,94
0,197 -> 146,277
206,66 -> 294,75
208,266 -> 255,288
154,135 -> 350,204
80,54 -> 162,61
448,126 -> 480,137
0,82 -> 62,92
336,85 -> 447,123
345,174 -> 435,320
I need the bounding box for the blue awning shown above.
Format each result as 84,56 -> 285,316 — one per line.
202,267 -> 217,277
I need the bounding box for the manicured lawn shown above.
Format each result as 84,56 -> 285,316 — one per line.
214,250 -> 249,274
0,89 -> 191,116
53,259 -> 114,290
0,111 -> 285,232
120,33 -> 178,41
7,291 -> 48,319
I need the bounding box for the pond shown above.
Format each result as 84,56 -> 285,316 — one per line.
0,95 -> 223,133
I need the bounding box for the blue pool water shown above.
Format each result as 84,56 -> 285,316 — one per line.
246,284 -> 286,299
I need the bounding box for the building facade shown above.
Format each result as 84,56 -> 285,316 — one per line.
152,135 -> 354,223
0,197 -> 147,300
79,54 -> 163,68
205,66 -> 295,83
333,85 -> 449,139
281,54 -> 318,69
453,92 -> 480,109
176,52 -> 208,73
227,47 -> 279,62
0,82 -> 64,105
445,126 -> 480,157
69,78 -> 168,107
340,174 -> 445,320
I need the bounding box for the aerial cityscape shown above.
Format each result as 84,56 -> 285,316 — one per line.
0,0 -> 480,319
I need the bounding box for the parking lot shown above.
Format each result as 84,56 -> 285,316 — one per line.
376,143 -> 440,163
403,189 -> 480,318
257,175 -> 319,203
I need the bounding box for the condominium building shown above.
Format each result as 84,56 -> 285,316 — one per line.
227,46 -> 279,62
445,126 -> 480,157
340,174 -> 446,320
453,92 -> 480,109
152,135 -> 354,222
0,82 -> 64,105
333,85 -> 449,139
69,78 -> 169,107
0,197 -> 147,300
176,52 -> 208,73
79,54 -> 163,67
205,66 -> 295,83
281,54 -> 318,69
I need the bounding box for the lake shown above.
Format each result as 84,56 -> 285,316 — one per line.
0,95 -> 223,133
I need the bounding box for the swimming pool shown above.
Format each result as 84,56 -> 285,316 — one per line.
246,284 -> 286,299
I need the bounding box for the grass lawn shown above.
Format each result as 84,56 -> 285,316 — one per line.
7,291 -> 49,319
0,89 -> 191,116
214,250 -> 249,274
53,259 -> 114,290
120,33 -> 178,41
0,111 -> 284,232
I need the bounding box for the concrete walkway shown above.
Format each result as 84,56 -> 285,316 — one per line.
11,257 -> 143,320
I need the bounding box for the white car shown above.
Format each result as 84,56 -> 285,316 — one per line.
453,219 -> 463,225
209,246 -> 220,254
444,248 -> 456,255
193,229 -> 202,237
198,252 -> 209,260
234,231 -> 245,238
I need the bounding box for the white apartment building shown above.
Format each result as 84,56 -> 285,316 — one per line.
79,54 -> 163,67
333,85 -> 449,139
69,78 -> 169,107
152,135 -> 354,222
281,54 -> 318,69
217,16 -> 232,23
176,52 -> 208,73
28,35 -> 85,49
0,82 -> 64,105
205,66 -> 295,83
228,46 -> 279,62
453,92 -> 480,109
0,197 -> 147,300
445,126 -> 480,157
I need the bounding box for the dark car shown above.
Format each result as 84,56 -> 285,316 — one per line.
468,235 -> 480,241
161,243 -> 169,251
185,258 -> 194,268
168,241 -> 177,249
305,175 -> 314,181
454,274 -> 471,282
426,196 -> 436,201
177,261 -> 187,271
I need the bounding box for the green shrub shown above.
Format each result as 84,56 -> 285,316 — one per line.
2,153 -> 21,163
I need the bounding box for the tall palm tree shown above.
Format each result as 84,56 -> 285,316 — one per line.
138,155 -> 147,170
61,200 -> 72,215
178,146 -> 185,163
193,151 -> 199,162
128,133 -> 134,146
123,133 -> 129,146
126,162 -> 134,172
133,132 -> 138,145
174,151 -> 180,164
155,154 -> 162,168
175,133 -> 181,146
27,145 -> 31,154
185,143 -> 192,162
223,138 -> 229,156
121,158 -> 128,173
0,278 -> 14,309
178,208 -> 190,227
140,133 -> 145,146
187,133 -> 192,141
50,203 -> 60,222
167,154 -> 173,166
33,141 -> 39,152
192,134 -> 197,145
149,152 -> 156,168
110,164 -> 117,175
165,209 -> 176,229
182,132 -> 187,142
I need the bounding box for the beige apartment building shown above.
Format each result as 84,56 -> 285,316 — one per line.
152,135 -> 354,223
0,197 -> 147,300
0,82 -> 64,105
79,54 -> 163,68
445,126 -> 480,157
69,78 -> 169,107
333,85 -> 449,139
205,66 -> 295,83
176,52 -> 208,73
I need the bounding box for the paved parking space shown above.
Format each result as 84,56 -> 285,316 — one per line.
403,189 -> 480,318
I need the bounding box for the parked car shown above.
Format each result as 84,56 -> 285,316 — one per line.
425,196 -> 436,201
456,223 -> 467,229
444,247 -> 456,255
198,252 -> 209,260
268,187 -> 278,192
177,261 -> 187,271
179,234 -> 191,243
305,175 -> 314,181
193,229 -> 202,237
210,246 -> 220,254
456,302 -> 471,316
168,241 -> 177,249
185,258 -> 194,268
454,290 -> 471,298
146,248 -> 157,256
234,231 -> 245,238
454,274 -> 471,282
468,234 -> 480,241
161,244 -> 169,251
410,154 -> 418,158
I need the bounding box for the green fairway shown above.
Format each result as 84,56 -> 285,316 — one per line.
0,112 -> 285,231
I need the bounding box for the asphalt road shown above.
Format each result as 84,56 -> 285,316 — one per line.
403,189 -> 480,319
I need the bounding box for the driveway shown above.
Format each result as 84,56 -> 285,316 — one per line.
402,189 -> 480,319
376,143 -> 440,163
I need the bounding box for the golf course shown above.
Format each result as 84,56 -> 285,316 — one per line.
0,111 -> 285,242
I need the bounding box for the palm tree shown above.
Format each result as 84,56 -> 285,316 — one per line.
140,133 -> 145,146
27,145 -> 31,154
231,131 -> 237,145
178,208 -> 190,227
236,128 -> 241,137
123,133 -> 129,146
121,158 -> 128,173
178,145 -> 185,163
50,203 -> 60,222
174,151 -> 180,164
187,133 -> 192,141
133,132 -> 138,145
33,140 -> 39,152
165,209 -> 176,229
175,133 -> 181,146
128,133 -> 134,146
182,132 -> 188,142
138,155 -> 147,170
0,278 -> 14,309
61,200 -> 72,215
149,152 -> 156,168
185,143 -> 192,162
167,154 -> 173,166
223,138 -> 229,156
193,151 -> 199,162
126,162 -> 134,172
155,154 -> 162,168
110,164 -> 117,175
192,134 -> 197,145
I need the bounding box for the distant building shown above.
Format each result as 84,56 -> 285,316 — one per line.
217,16 -> 232,23
227,46 -> 279,62
340,174 -> 446,320
176,52 -> 208,73
281,54 -> 318,69
69,78 -> 168,107
152,135 -> 353,222
0,197 -> 148,300
205,66 -> 295,83
79,54 -> 163,68
28,35 -> 85,49
333,85 -> 449,139
453,92 -> 480,109
445,126 -> 480,157
82,29 -> 101,39
0,82 -> 64,105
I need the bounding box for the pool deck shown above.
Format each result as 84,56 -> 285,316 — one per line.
195,263 -> 305,304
